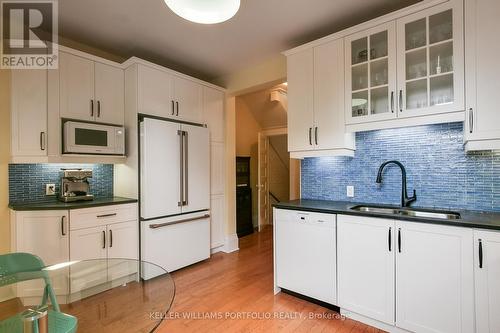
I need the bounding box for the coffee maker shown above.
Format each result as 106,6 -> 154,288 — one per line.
59,169 -> 94,202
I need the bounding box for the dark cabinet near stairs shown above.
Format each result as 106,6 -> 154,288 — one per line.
236,157 -> 253,237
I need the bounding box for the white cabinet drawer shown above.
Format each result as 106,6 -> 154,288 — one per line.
70,203 -> 137,230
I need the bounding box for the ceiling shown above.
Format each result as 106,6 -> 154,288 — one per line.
238,84 -> 288,129
58,0 -> 420,83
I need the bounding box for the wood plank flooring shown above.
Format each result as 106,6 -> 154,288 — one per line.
159,227 -> 385,333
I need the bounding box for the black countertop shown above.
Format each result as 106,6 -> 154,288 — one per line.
274,199 -> 500,231
9,197 -> 138,211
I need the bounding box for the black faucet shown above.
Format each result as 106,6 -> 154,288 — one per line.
376,160 -> 417,207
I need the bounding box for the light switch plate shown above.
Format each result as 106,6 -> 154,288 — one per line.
347,186 -> 354,198
46,184 -> 56,196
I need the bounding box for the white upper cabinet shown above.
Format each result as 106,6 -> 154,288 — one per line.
137,64 -> 174,118
474,230 -> 500,333
344,1 -> 464,129
137,64 -> 203,123
287,48 -> 314,153
287,40 -> 355,158
60,51 -> 124,125
345,22 -> 397,124
94,62 -> 125,125
314,39 -> 356,152
203,86 -> 225,143
11,69 -> 48,157
464,0 -> 500,151
396,1 -> 464,119
59,52 -> 95,122
173,75 -> 203,123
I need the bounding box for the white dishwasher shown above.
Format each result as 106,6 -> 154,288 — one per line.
274,208 -> 337,305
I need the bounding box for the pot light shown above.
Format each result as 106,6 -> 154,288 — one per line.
165,0 -> 240,24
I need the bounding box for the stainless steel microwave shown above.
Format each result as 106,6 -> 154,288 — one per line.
63,121 -> 125,155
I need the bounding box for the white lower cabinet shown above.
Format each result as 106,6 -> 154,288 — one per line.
69,226 -> 108,292
11,210 -> 69,298
337,215 -> 395,324
474,230 -> 500,333
69,204 -> 139,292
395,221 -> 474,333
274,209 -> 337,304
337,214 -> 474,333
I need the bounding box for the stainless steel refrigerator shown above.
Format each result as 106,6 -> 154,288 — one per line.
139,116 -> 210,279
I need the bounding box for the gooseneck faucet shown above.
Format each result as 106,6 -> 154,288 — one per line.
376,160 -> 417,207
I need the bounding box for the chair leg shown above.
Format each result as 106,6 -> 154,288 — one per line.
44,279 -> 60,312
42,285 -> 49,306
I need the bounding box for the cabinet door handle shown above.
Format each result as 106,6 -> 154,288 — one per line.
308,128 -> 312,145
40,132 -> 46,151
102,231 -> 106,249
398,228 -> 402,253
61,216 -> 67,236
176,101 -> 179,116
479,239 -> 483,268
314,127 -> 318,145
469,108 -> 474,134
171,100 -> 175,115
388,227 -> 392,252
109,229 -> 113,248
391,91 -> 394,113
90,100 -> 94,117
97,100 -> 101,118
399,90 -> 403,112
97,213 -> 117,218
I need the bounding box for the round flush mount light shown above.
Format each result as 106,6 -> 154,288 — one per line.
165,0 -> 240,24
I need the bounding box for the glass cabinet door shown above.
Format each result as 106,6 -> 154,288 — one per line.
396,2 -> 464,117
345,23 -> 397,124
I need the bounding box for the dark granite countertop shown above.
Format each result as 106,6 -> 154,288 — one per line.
274,199 -> 500,231
9,197 -> 138,211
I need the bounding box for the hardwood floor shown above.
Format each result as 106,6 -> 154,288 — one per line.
159,226 -> 385,333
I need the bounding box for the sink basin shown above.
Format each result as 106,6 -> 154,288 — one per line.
350,206 -> 401,215
398,209 -> 461,220
350,205 -> 461,220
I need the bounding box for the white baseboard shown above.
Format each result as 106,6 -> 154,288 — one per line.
210,244 -> 224,254
340,309 -> 411,333
221,233 -> 239,253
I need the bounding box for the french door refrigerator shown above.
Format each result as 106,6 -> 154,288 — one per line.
140,116 -> 210,279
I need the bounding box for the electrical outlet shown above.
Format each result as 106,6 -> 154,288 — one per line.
46,184 -> 56,196
347,186 -> 355,198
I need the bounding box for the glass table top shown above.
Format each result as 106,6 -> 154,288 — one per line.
0,258 -> 175,333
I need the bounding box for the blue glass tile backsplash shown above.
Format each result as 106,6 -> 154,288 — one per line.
301,122 -> 500,212
9,164 -> 114,204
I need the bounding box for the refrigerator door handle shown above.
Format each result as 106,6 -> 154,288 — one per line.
178,130 -> 184,207
149,214 -> 210,229
182,131 -> 189,206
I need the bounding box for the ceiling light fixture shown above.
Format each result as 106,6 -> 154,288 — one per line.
165,0 -> 240,24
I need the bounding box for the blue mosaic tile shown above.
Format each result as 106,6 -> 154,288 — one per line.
301,122 -> 500,212
9,164 -> 114,204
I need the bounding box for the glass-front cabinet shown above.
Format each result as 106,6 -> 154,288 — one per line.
396,1 -> 464,118
345,1 -> 464,124
345,23 -> 397,124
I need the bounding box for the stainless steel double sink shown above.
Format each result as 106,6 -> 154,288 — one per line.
350,205 -> 461,220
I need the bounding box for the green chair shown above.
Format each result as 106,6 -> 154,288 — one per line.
0,253 -> 78,333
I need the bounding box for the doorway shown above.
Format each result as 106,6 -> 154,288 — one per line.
235,82 -> 297,235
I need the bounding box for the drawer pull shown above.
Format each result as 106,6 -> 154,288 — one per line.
97,213 -> 117,218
